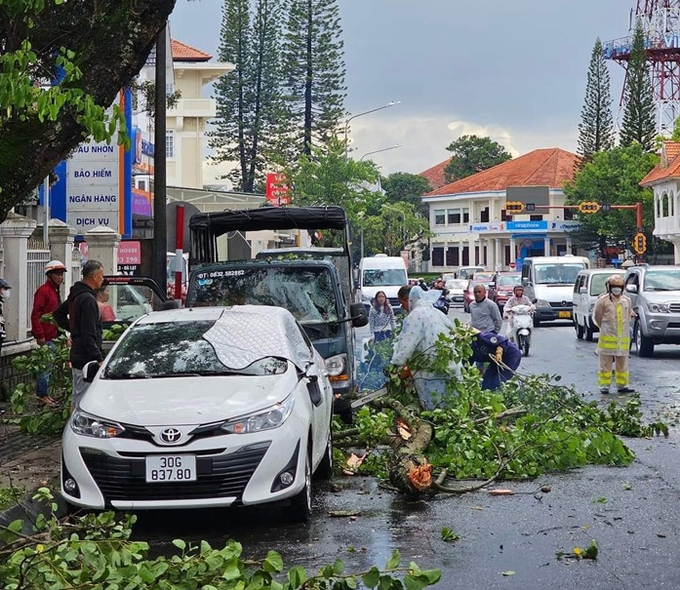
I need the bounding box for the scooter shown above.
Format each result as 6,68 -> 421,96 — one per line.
506,304 -> 534,356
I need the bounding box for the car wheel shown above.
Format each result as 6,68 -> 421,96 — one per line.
532,316 -> 540,328
585,322 -> 594,342
289,446 -> 312,523
575,317 -> 584,340
634,319 -> 655,358
315,427 -> 333,480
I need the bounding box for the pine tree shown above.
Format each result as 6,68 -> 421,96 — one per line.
282,0 -> 346,156
619,19 -> 657,152
577,38 -> 614,160
210,0 -> 287,192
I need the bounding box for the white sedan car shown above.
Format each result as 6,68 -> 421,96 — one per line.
61,305 -> 334,521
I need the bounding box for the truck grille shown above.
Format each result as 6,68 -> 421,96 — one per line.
80,444 -> 269,503
670,303 -> 680,313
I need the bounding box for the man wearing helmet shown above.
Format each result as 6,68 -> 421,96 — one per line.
592,274 -> 635,394
30,260 -> 67,407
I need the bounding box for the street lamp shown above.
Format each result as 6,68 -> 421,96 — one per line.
359,143 -> 404,161
344,101 -> 400,158
383,204 -> 406,253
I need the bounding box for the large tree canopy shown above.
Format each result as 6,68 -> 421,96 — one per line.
0,0 -> 177,222
443,135 -> 512,183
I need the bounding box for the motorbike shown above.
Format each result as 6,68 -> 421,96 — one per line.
506,304 -> 534,356
432,289 -> 449,315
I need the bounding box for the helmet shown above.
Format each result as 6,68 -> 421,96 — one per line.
45,260 -> 67,274
608,274 -> 624,288
513,284 -> 524,293
0,278 -> 10,290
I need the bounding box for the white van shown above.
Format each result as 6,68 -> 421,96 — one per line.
359,255 -> 408,312
521,255 -> 590,326
572,268 -> 625,341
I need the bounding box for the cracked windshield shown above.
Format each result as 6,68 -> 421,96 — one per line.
192,267 -> 338,324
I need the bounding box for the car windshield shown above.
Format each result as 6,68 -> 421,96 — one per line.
104,320 -> 288,379
362,268 -> 407,287
189,266 -> 339,324
446,279 -> 467,290
534,263 -> 585,285
102,284 -> 161,324
643,270 -> 680,291
497,274 -> 520,286
590,274 -> 615,296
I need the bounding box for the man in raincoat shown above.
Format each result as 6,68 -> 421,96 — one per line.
592,274 -> 635,394
390,285 -> 461,409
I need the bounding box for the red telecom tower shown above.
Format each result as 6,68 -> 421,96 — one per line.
604,1 -> 680,133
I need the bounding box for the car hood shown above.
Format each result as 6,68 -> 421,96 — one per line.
641,291 -> 680,303
80,371 -> 297,426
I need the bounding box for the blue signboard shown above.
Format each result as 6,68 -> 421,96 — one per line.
506,221 -> 548,231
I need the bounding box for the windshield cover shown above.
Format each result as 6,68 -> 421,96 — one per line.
191,266 -> 339,324
362,269 -> 407,287
644,270 -> 680,291
105,320 -> 288,379
534,263 -> 585,285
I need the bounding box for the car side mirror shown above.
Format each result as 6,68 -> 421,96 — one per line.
625,284 -> 638,294
350,302 -> 369,327
82,360 -> 100,383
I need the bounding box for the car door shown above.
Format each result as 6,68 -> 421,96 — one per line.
573,274 -> 584,323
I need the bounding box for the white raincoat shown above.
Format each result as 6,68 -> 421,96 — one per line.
391,287 -> 461,409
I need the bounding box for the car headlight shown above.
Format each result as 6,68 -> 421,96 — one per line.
71,409 -> 125,438
647,302 -> 670,313
325,353 -> 346,377
535,299 -> 550,308
220,394 -> 295,434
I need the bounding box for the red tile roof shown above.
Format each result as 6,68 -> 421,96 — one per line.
171,39 -> 212,62
640,141 -> 680,186
419,158 -> 451,190
424,148 -> 581,196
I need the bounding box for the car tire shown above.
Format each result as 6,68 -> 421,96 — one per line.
585,322 -> 594,342
315,427 -> 333,480
634,319 -> 655,358
532,316 -> 540,328
289,446 -> 313,523
575,318 -> 584,340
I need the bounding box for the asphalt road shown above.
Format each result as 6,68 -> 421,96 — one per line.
134,306 -> 680,589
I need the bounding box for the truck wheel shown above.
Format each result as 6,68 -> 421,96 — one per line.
634,320 -> 655,358
585,322 -> 594,342
575,318 -> 584,340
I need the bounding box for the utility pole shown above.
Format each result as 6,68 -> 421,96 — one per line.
152,24 -> 168,295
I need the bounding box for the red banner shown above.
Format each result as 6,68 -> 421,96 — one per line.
265,173 -> 290,206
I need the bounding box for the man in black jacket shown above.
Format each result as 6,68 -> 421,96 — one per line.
55,260 -> 105,409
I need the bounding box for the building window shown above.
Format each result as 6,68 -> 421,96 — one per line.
137,180 -> 146,191
462,246 -> 469,266
505,245 -> 511,266
432,247 -> 444,266
480,207 -> 489,222
530,215 -> 543,221
564,208 -> 574,221
463,208 -> 470,223
434,209 -> 446,225
166,131 -> 174,158
447,208 -> 461,224
446,246 -> 459,266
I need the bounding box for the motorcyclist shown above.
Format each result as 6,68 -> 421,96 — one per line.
503,285 -> 534,340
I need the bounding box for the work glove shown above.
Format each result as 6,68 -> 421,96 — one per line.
494,346 -> 503,364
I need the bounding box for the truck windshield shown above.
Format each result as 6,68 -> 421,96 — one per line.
190,266 -> 339,324
363,269 -> 407,287
534,263 -> 585,285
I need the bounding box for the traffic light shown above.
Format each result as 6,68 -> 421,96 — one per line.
525,203 -> 536,212
578,201 -> 601,214
505,201 -> 524,213
633,232 -> 647,254
601,203 -> 611,212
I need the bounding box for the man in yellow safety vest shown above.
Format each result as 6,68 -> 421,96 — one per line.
592,274 -> 635,394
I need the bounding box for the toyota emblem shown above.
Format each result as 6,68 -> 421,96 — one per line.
159,428 -> 182,443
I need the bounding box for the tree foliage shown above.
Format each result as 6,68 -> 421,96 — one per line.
619,20 -> 657,152
564,145 -> 658,255
282,0 -> 346,156
443,135 -> 512,183
0,0 -> 177,223
381,172 -> 432,216
577,38 -> 615,160
210,0 -> 289,192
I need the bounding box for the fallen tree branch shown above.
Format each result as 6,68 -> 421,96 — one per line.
472,407 -> 526,425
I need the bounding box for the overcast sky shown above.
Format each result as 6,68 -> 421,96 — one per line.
170,0 -> 631,182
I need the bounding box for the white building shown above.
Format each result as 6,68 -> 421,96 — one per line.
640,141 -> 680,262
420,148 -> 583,273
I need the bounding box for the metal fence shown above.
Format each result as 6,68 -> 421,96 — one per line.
26,240 -> 51,337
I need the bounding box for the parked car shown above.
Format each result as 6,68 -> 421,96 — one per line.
61,305 -> 334,521
572,269 -> 625,341
488,272 -> 521,310
445,279 -> 467,307
624,265 -> 680,357
463,279 -> 488,312
471,271 -> 495,289
458,266 -> 486,280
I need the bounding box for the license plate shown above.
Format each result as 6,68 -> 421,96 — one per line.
145,455 -> 197,483
558,311 -> 571,318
